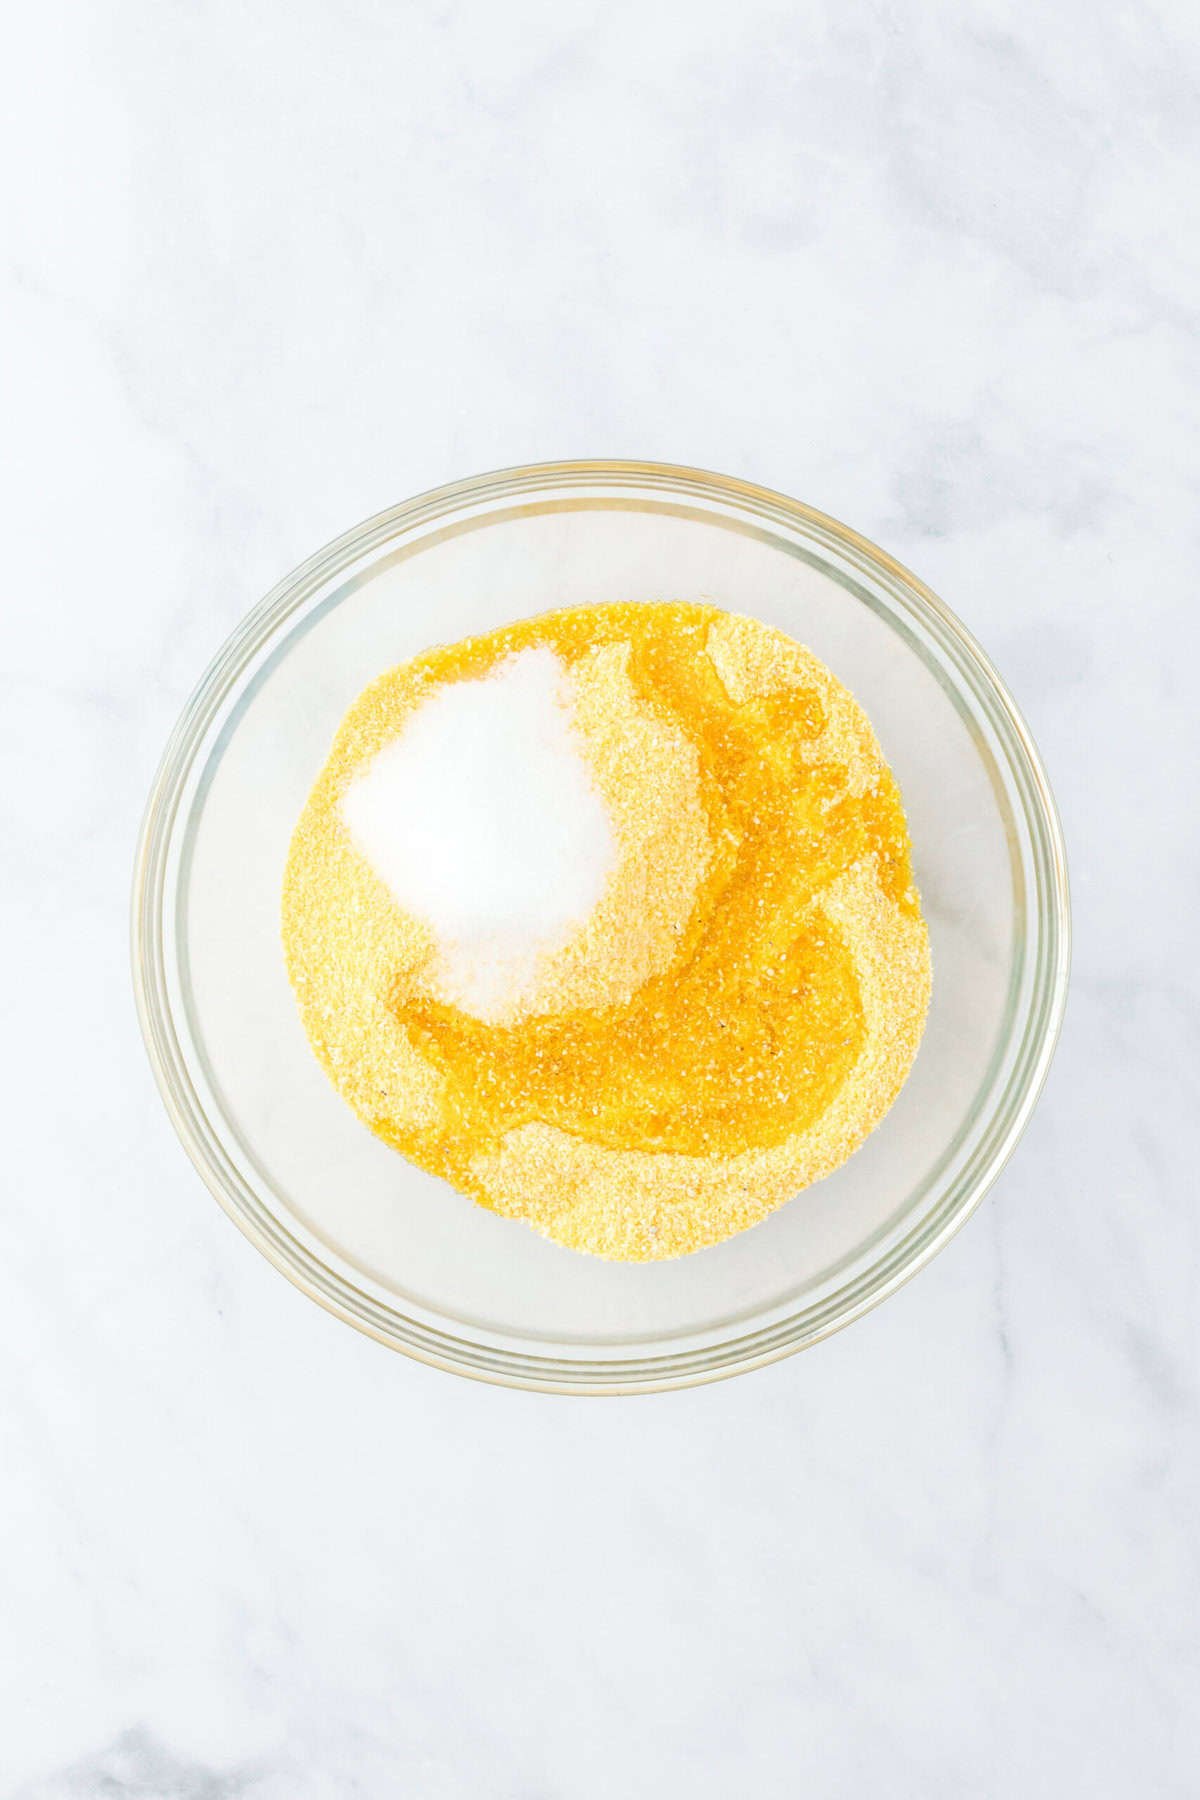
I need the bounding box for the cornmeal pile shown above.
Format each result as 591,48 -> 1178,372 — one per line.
282,602 -> 931,1259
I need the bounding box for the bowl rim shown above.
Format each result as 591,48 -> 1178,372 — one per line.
131,458 -> 1071,1394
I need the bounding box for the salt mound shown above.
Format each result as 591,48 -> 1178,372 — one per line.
341,647 -> 616,1017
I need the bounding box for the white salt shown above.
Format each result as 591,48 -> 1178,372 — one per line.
341,646 -> 616,1017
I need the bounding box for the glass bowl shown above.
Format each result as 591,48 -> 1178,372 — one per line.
132,461 -> 1070,1392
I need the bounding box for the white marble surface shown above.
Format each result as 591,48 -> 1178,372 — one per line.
3,0 -> 1198,1793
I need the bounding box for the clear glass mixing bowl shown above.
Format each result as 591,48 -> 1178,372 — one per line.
132,462 -> 1070,1391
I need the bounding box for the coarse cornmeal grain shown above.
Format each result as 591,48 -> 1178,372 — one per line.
282,601 -> 931,1260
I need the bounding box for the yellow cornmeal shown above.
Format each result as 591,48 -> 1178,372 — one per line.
282,602 -> 931,1260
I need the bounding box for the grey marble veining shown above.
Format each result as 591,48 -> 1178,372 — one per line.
2,0 -> 1198,1795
